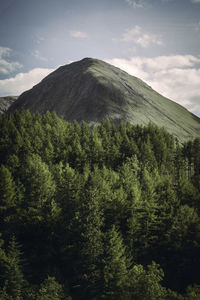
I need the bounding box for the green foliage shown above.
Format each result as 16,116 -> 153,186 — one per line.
185,284 -> 200,300
37,276 -> 65,300
20,154 -> 56,220
3,237 -> 24,300
129,262 -> 167,300
103,225 -> 130,299
77,175 -> 104,298
0,110 -> 200,299
0,165 -> 16,212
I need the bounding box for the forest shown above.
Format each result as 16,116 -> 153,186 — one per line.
0,110 -> 200,299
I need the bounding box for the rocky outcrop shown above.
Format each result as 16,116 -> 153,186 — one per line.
0,96 -> 18,114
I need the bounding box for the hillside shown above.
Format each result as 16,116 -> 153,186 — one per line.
8,58 -> 200,141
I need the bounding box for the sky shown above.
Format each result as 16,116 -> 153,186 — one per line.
0,0 -> 200,117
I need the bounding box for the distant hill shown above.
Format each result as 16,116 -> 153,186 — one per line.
8,58 -> 200,141
0,96 -> 18,114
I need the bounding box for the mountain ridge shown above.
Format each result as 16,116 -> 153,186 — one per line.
8,57 -> 200,141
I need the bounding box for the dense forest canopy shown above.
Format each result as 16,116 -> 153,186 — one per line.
0,110 -> 200,299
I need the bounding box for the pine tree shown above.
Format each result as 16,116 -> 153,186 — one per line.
129,262 -> 167,300
37,276 -> 67,300
0,165 -> 16,218
0,234 -> 7,289
20,154 -> 55,219
102,225 -> 130,299
4,237 -> 24,300
77,175 -> 104,299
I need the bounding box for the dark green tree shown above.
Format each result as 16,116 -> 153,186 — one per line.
4,237 -> 24,300
102,225 -> 130,299
20,154 -> 55,219
37,276 -> 69,300
129,262 -> 167,300
0,165 -> 16,212
74,175 -> 104,299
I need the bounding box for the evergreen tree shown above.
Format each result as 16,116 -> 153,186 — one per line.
129,262 -> 166,300
4,237 -> 24,300
20,154 -> 55,219
0,165 -> 16,212
0,112 -> 200,299
102,225 -> 130,299
37,276 -> 68,300
0,234 -> 7,288
74,175 -> 104,299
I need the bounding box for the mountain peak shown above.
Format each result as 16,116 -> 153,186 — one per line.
8,58 -> 200,141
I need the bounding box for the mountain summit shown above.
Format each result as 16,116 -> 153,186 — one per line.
8,57 -> 200,141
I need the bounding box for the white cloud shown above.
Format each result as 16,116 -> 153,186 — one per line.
106,55 -> 200,117
122,26 -> 141,42
191,0 -> 200,3
35,35 -> 45,44
0,47 -> 10,57
0,68 -> 54,96
0,46 -> 22,75
125,0 -> 146,8
32,50 -> 48,62
118,26 -> 163,48
70,31 -> 88,39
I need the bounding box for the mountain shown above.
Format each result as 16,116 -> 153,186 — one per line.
0,96 -> 18,114
8,58 -> 200,141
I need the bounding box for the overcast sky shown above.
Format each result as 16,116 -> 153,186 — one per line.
0,0 -> 200,116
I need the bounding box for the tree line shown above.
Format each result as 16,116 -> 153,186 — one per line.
0,110 -> 200,299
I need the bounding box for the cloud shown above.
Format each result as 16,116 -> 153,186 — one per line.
31,50 -> 48,62
0,46 -> 22,75
193,20 -> 200,31
125,0 -> 146,8
122,26 -> 142,42
0,68 -> 54,96
106,55 -> 200,117
161,0 -> 174,3
126,0 -> 200,5
70,31 -> 88,39
35,34 -> 45,45
116,26 -> 163,48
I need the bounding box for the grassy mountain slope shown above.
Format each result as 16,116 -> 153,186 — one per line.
8,58 -> 200,141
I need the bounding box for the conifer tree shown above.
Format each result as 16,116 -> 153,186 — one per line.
0,234 -> 7,289
129,262 -> 167,300
4,237 -> 24,300
37,276 -> 68,300
77,175 -> 104,299
0,165 -> 16,213
21,154 -> 55,219
102,225 -> 130,299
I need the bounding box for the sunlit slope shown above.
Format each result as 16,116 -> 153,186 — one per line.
8,58 -> 200,141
